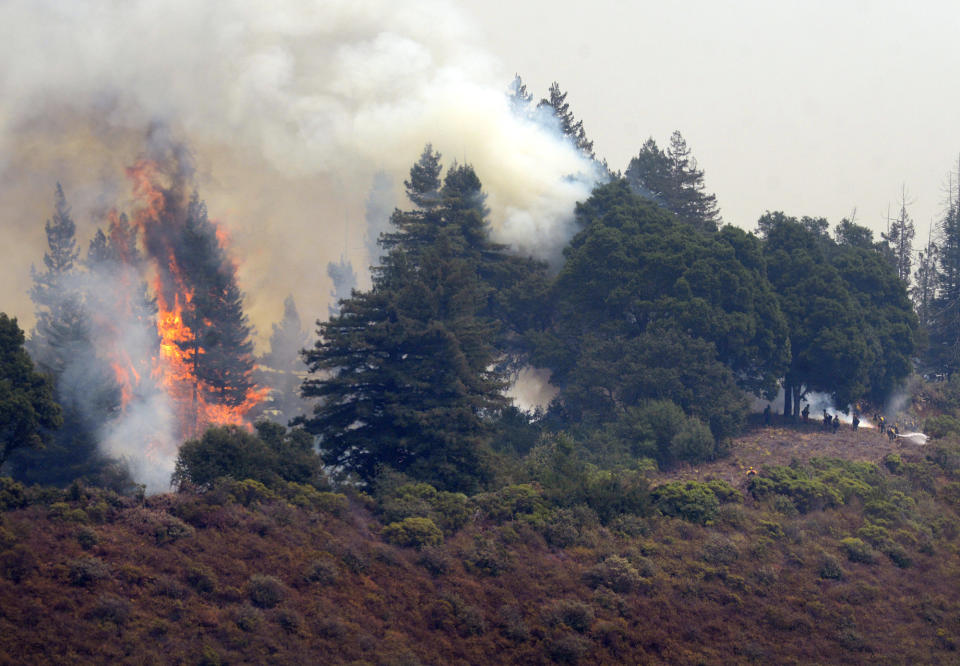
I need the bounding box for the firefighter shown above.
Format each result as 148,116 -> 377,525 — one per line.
763,404 -> 771,425
801,404 -> 810,423
878,415 -> 886,434
832,414 -> 841,433
852,413 -> 860,431
746,466 -> 758,477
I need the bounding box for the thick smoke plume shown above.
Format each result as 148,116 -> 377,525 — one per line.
0,0 -> 601,340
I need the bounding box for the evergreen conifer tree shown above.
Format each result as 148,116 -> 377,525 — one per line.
254,295 -> 310,425
882,189 -> 916,284
13,186 -> 121,487
0,313 -> 62,467
625,132 -> 721,231
930,170 -> 960,374
302,151 -> 511,492
507,74 -> 533,116
537,81 -> 595,159
177,193 -> 257,410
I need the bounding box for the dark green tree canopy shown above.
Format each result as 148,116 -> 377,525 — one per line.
302,151 -> 530,492
625,132 -> 721,231
172,422 -> 324,489
532,180 -> 787,448
0,313 -> 62,466
541,180 -> 788,399
929,191 -> 960,374
760,212 -> 916,411
15,185 -> 125,488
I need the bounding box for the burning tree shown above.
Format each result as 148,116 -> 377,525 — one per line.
130,161 -> 261,439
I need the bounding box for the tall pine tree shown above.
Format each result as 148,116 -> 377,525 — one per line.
625,132 -> 721,232
253,295 -> 311,425
882,187 -> 916,284
930,165 -> 960,375
537,81 -> 595,159
177,193 -> 257,411
301,151 -> 511,492
12,186 -> 122,487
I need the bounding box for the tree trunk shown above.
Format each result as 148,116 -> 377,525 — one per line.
783,380 -> 792,418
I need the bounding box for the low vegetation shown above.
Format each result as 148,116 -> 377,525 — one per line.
1,423 -> 960,663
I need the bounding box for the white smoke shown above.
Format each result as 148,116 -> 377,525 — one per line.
0,0 -> 598,279
74,256 -> 178,494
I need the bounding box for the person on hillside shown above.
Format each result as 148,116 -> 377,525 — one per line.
852,413 -> 860,431
822,409 -> 830,430
763,404 -> 771,425
801,404 -> 810,423
832,414 -> 841,433
878,415 -> 886,434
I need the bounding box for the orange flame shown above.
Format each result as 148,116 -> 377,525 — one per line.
123,159 -> 264,442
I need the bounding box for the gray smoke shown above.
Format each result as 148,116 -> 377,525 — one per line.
0,0 -> 602,341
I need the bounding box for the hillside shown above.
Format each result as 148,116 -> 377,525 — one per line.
1,424 -> 959,665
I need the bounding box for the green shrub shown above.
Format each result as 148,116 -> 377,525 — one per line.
840,537 -> 876,564
747,465 -> 843,513
546,599 -> 595,633
883,543 -> 912,569
76,526 -> 99,550
701,535 -> 739,565
583,555 -> 642,593
546,632 -> 590,664
539,507 -> 598,548
856,523 -> 890,547
246,574 -> 286,608
473,484 -> 546,522
415,546 -> 452,577
497,605 -> 529,642
669,417 -> 715,464
883,453 -> 903,474
463,535 -> 510,576
652,481 -> 721,524
276,608 -> 304,634
818,553 -> 845,580
198,645 -> 221,666
186,565 -> 217,595
381,517 -> 443,549
378,481 -> 472,535
216,478 -> 276,507
581,469 -> 649,524
925,414 -> 960,439
173,423 -> 325,490
0,478 -> 27,511
706,479 -> 740,503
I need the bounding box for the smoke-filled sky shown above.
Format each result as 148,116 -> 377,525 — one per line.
2,0 -> 959,345
463,0 -> 960,234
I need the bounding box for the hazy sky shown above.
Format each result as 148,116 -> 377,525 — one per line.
462,0 -> 960,237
